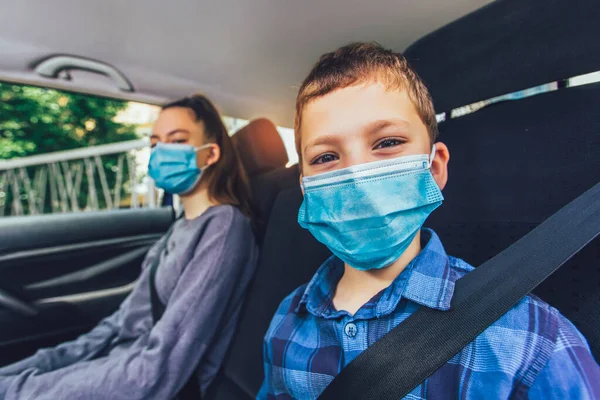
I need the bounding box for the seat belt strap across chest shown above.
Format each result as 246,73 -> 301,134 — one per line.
319,182 -> 600,400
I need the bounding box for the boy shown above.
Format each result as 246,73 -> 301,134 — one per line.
258,43 -> 599,399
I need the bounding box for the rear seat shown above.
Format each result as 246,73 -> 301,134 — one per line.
205,120 -> 332,398
231,118 -> 298,241
206,170 -> 331,399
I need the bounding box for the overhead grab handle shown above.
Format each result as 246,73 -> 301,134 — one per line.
35,55 -> 134,92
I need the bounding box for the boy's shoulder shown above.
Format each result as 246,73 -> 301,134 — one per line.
447,254 -> 584,342
278,283 -> 308,315
447,254 -> 591,383
447,254 -> 578,346
448,255 -> 476,275
264,284 -> 309,339
464,290 -> 592,388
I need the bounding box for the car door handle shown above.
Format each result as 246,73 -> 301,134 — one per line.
0,288 -> 39,317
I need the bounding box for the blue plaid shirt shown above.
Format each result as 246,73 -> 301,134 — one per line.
258,229 -> 600,399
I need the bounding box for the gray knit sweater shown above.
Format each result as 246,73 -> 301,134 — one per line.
0,205 -> 258,400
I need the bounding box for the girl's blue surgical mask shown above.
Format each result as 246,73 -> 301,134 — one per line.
148,142 -> 212,195
298,146 -> 443,270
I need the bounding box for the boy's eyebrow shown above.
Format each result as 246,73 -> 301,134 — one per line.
303,134 -> 342,154
303,119 -> 411,153
365,119 -> 411,136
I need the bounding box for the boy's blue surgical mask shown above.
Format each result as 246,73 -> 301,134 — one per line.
298,146 -> 443,270
148,142 -> 212,195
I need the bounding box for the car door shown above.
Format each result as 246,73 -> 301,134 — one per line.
0,207 -> 173,366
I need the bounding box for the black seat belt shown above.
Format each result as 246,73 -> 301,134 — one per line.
149,216 -> 202,400
320,182 -> 600,400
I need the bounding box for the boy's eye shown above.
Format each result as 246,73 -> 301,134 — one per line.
172,139 -> 187,144
311,153 -> 338,165
374,138 -> 404,149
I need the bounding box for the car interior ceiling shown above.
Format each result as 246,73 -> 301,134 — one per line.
0,1 -> 493,125
203,0 -> 600,399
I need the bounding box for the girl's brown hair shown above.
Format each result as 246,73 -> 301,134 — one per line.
163,94 -> 254,219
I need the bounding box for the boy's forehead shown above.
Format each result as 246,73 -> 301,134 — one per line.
301,83 -> 422,140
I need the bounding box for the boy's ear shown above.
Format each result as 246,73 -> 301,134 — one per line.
431,142 -> 450,190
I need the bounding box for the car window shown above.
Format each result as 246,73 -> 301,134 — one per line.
0,82 -> 299,218
0,81 -> 162,217
436,70 -> 600,123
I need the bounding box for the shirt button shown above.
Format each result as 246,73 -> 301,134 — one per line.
344,322 -> 358,338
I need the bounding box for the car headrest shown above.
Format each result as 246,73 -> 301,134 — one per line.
404,0 -> 600,112
232,118 -> 289,177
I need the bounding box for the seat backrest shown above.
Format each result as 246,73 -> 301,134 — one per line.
249,165 -> 300,243
205,169 -> 331,399
424,84 -> 600,359
230,117 -> 291,242
201,119 -> 298,399
404,0 -> 600,113
405,0 -> 600,359
205,118 -> 308,398
231,118 -> 289,177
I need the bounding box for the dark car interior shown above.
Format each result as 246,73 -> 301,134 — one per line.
0,0 -> 598,398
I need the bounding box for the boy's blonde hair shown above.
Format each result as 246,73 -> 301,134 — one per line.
295,42 -> 438,165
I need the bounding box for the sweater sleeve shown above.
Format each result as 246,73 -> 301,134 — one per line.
0,291 -> 127,377
5,207 -> 257,400
0,234 -> 169,378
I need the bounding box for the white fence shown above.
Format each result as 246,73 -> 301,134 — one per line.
0,140 -> 157,217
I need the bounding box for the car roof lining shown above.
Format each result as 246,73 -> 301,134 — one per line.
0,0 -> 491,125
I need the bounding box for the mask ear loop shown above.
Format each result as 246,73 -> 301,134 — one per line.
194,143 -> 215,152
427,144 -> 437,168
194,143 -> 217,168
178,143 -> 216,196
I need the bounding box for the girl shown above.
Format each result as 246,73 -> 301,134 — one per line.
0,94 -> 259,399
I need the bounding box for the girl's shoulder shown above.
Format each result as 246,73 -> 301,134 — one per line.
204,204 -> 251,228
184,204 -> 253,240
181,204 -> 249,227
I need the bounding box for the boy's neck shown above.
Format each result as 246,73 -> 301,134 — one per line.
332,231 -> 422,316
179,184 -> 218,220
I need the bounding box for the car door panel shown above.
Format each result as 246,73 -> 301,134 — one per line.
0,207 -> 173,366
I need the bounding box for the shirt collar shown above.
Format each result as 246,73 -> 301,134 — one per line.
296,229 -> 458,318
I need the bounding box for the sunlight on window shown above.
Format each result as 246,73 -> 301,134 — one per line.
569,71 -> 600,87
277,127 -> 298,166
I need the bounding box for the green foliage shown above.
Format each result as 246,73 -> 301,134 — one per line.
0,82 -> 140,214
0,82 -> 137,158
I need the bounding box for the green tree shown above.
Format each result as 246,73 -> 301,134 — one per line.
0,82 -> 139,214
